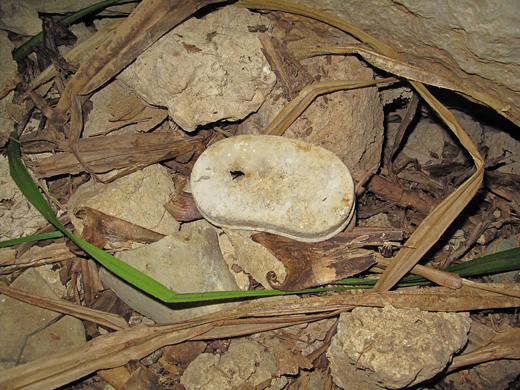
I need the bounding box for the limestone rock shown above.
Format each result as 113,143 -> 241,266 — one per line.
99,225 -> 239,323
297,0 -> 520,124
387,107 -> 485,167
0,155 -> 48,241
190,135 -> 355,242
238,55 -> 384,180
0,31 -> 17,148
181,339 -> 287,390
67,164 -> 179,238
485,127 -> 520,175
0,0 -> 42,36
0,269 -> 86,370
118,7 -> 276,131
83,80 -> 167,138
327,305 -> 471,389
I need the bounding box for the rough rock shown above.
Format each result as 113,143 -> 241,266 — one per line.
238,55 -> 384,180
387,107 -> 485,167
0,268 -> 86,370
0,0 -> 42,36
485,127 -> 520,175
118,7 -> 276,132
190,135 -> 355,242
180,339 -> 287,390
0,155 -> 48,241
0,31 -> 17,148
99,225 -> 239,323
83,80 -> 167,138
298,0 -> 520,124
327,305 -> 471,389
67,164 -> 179,238
220,229 -> 286,290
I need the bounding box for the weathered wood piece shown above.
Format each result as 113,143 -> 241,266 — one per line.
24,132 -> 200,177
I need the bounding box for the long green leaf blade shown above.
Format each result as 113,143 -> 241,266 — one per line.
0,231 -> 64,248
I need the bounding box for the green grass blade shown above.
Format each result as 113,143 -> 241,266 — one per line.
7,131 -> 182,301
0,231 -> 64,248
333,247 -> 520,287
7,132 -> 335,302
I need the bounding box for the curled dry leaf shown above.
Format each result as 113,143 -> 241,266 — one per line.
75,207 -> 165,248
252,232 -> 382,291
164,191 -> 203,222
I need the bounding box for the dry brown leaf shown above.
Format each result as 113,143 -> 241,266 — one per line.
0,242 -> 75,274
236,0 -> 518,126
0,285 -> 129,331
27,21 -> 123,94
0,314 -> 331,390
262,78 -> 398,136
1,284 -> 519,389
25,132 -> 199,177
75,207 -> 166,248
449,327 -> 520,371
374,82 -> 484,291
252,232 -> 376,291
293,43 -> 519,126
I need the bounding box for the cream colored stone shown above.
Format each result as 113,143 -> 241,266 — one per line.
100,226 -> 239,323
0,156 -> 47,241
191,135 -> 355,242
118,7 -> 275,131
296,0 -> 520,124
0,0 -> 42,36
328,306 -> 471,389
68,164 -> 179,237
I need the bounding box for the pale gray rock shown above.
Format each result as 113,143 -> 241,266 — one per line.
82,80 -> 167,138
181,339 -> 287,390
0,155 -> 48,241
118,7 -> 276,132
0,31 -> 17,148
99,225 -> 239,323
296,0 -> 520,124
191,135 -> 355,242
485,127 -> 520,175
387,107 -> 485,167
0,268 -> 86,370
0,0 -> 42,36
238,55 -> 384,180
67,164 -> 179,238
327,306 -> 471,389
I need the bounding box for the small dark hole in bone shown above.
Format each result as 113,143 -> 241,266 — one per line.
230,170 -> 245,180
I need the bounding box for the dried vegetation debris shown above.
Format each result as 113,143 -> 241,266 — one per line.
0,0 -> 519,389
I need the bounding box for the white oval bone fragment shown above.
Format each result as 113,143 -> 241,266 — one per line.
190,135 -> 355,242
